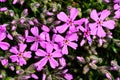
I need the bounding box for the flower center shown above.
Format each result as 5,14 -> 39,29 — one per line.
84,30 -> 90,37
18,53 -> 23,57
47,53 -> 52,58
67,18 -> 73,26
64,39 -> 69,44
35,36 -> 40,42
97,19 -> 103,25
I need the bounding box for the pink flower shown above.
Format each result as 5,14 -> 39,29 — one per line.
77,19 -> 92,46
89,9 -> 115,37
56,8 -> 85,33
34,44 -> 62,71
26,26 -> 45,51
54,33 -> 78,55
9,43 -> 31,66
89,9 -> 115,45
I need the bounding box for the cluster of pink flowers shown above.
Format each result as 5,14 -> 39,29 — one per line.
0,0 -> 118,79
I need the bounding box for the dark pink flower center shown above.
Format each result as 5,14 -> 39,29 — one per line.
97,19 -> 103,25
67,18 -> 73,26
35,36 -> 40,42
64,39 -> 69,44
18,53 -> 23,57
84,30 -> 90,37
47,53 -> 52,58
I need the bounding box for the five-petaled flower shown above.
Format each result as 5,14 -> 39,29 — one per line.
54,33 -> 78,54
56,8 -> 85,33
26,26 -> 45,51
9,43 -> 31,66
34,44 -> 62,71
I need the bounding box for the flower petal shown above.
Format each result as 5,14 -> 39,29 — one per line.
35,57 -> 48,71
35,49 -> 46,57
10,55 -> 18,62
102,20 -> 115,29
70,8 -> 78,20
19,57 -> 26,66
10,46 -> 19,54
89,23 -> 97,35
74,18 -> 85,25
23,51 -> 32,58
57,12 -> 69,22
54,34 -> 64,42
0,33 -> 6,41
59,57 -> 66,67
97,26 -> 106,37
90,10 -> 98,21
67,33 -> 78,41
0,42 -> 10,50
100,10 -> 110,20
19,43 -> 27,52
30,42 -> 38,51
52,50 -> 62,57
46,43 -> 53,53
68,42 -> 78,49
62,45 -> 68,55
26,36 -> 35,42
56,23 -> 69,33
31,26 -> 39,36
49,58 -> 59,68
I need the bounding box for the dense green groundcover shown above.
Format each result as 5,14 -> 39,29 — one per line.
0,0 -> 120,80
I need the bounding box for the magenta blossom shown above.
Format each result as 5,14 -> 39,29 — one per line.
26,26 -> 45,51
55,33 -> 78,55
62,69 -> 73,80
89,9 -> 115,37
34,44 -> 62,71
56,8 -> 85,33
9,43 -> 31,66
89,9 -> 115,45
77,19 -> 92,46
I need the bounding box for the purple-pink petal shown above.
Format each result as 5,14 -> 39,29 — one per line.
90,10 -> 98,21
31,26 -> 39,36
23,51 -> 32,58
62,45 -> 68,55
97,26 -> 106,37
70,8 -> 78,20
52,50 -> 62,57
100,10 -> 110,20
19,43 -> 27,52
54,35 -> 64,42
10,55 -> 18,62
10,46 -> 19,54
26,36 -> 35,42
35,57 -> 48,71
35,49 -> 46,57
56,23 -> 69,33
102,20 -> 115,29
57,12 -> 69,22
19,57 -> 26,66
30,42 -> 38,51
49,57 -> 59,68
0,42 -> 10,50
67,33 -> 78,41
68,42 -> 78,49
